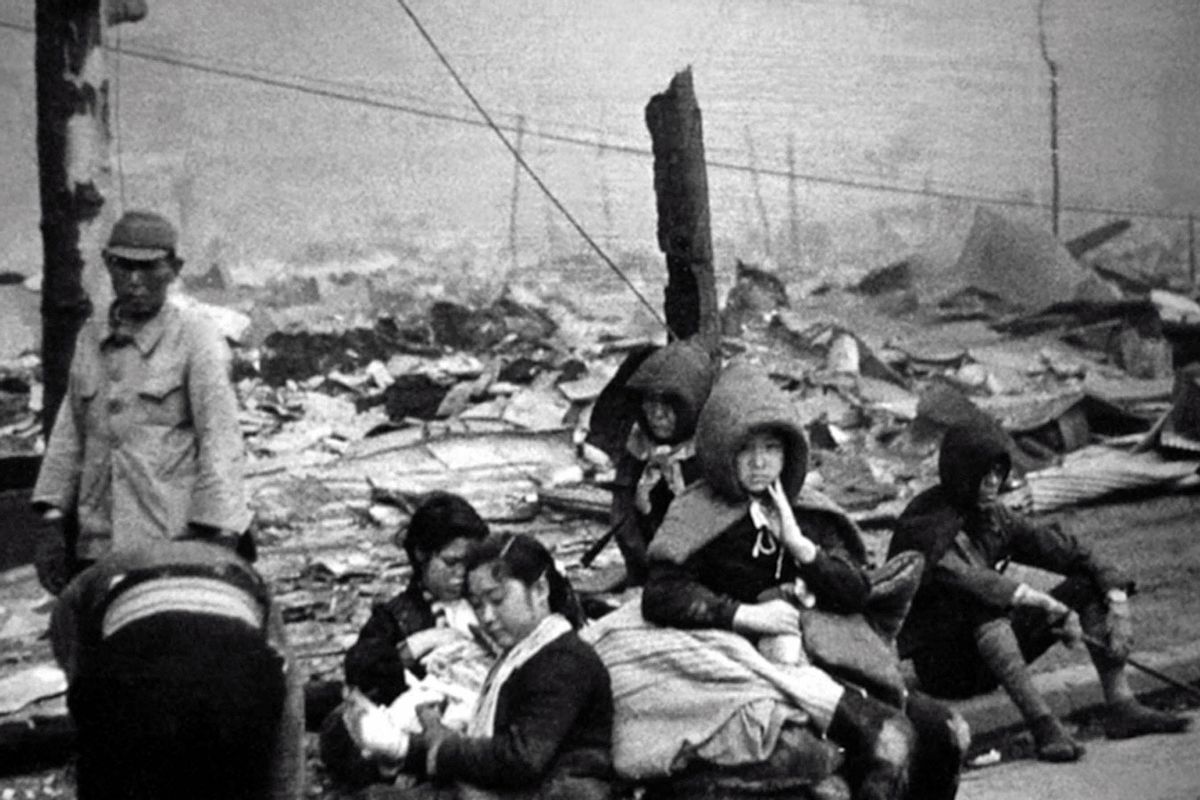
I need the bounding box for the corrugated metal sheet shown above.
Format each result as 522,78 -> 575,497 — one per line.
1026,446 -> 1200,513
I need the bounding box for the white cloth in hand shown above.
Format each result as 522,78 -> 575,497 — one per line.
342,688 -> 409,761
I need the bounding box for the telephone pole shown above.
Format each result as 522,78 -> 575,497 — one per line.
35,0 -> 112,435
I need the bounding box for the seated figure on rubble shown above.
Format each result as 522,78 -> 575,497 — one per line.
640,363 -> 968,800
888,421 -> 1191,763
321,492 -> 496,789
344,533 -> 615,800
50,539 -> 304,800
609,339 -> 715,586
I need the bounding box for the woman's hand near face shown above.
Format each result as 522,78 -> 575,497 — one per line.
766,480 -> 818,564
733,598 -> 800,635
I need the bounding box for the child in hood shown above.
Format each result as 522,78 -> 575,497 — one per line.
609,339 -> 715,585
888,422 -> 1190,762
644,363 -> 966,800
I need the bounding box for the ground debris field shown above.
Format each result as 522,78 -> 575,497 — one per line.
2,212 -> 1200,798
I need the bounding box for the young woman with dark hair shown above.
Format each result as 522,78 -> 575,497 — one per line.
322,492 -> 493,788
461,533 -> 587,632
346,533 -> 615,800
344,491 -> 491,704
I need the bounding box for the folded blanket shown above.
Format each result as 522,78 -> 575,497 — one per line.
581,598 -> 841,780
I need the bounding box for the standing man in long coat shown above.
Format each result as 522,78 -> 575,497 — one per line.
34,210 -> 250,587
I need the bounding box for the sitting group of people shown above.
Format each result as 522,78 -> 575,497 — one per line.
314,340 -> 1187,800
40,315 -> 1188,800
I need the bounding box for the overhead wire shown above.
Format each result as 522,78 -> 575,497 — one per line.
0,15 -> 1192,226
390,0 -> 673,336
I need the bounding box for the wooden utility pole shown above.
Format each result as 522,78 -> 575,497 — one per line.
1037,0 -> 1061,237
645,68 -> 719,352
36,0 -> 112,436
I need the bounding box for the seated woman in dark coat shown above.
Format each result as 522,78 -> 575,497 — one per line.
345,491 -> 491,703
888,422 -> 1189,762
346,533 -> 615,800
608,339 -> 714,585
644,363 -> 967,800
321,492 -> 492,787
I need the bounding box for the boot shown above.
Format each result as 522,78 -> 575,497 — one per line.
1030,715 -> 1084,762
827,690 -> 914,800
1103,698 -> 1190,740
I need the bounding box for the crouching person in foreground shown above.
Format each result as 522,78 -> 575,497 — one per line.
346,533 -> 615,800
643,363 -> 967,800
50,539 -> 304,800
888,422 -> 1190,762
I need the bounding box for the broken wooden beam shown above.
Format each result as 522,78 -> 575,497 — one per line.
1065,219 -> 1131,258
645,68 -> 720,352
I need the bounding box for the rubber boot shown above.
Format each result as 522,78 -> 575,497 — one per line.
827,689 -> 914,800
906,691 -> 970,800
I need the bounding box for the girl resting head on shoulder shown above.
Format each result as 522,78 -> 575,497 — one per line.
347,534 -> 616,799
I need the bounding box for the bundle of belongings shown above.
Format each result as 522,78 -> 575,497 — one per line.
581,598 -> 846,797
344,597 -> 495,740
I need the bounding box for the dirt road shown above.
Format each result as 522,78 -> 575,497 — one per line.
959,711 -> 1200,800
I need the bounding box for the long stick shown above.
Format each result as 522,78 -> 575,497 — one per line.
579,516 -> 627,568
1082,634 -> 1200,702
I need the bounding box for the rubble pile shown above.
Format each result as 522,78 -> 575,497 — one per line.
2,210 -> 1200,775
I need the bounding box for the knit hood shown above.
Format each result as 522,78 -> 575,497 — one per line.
625,339 -> 715,446
695,362 -> 809,502
648,363 -> 867,567
938,422 -> 1012,511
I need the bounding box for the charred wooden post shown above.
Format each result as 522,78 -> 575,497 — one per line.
645,68 -> 719,351
36,0 -> 116,435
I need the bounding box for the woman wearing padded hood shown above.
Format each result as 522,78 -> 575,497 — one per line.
644,364 -> 967,800
609,339 -> 715,585
888,422 -> 1190,763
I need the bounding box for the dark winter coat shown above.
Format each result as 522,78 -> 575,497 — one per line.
344,582 -> 437,704
610,340 -> 714,583
407,631 -> 615,798
642,363 -> 872,630
51,541 -> 304,800
888,422 -> 1131,658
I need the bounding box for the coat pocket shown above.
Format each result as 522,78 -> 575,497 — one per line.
136,368 -> 189,427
